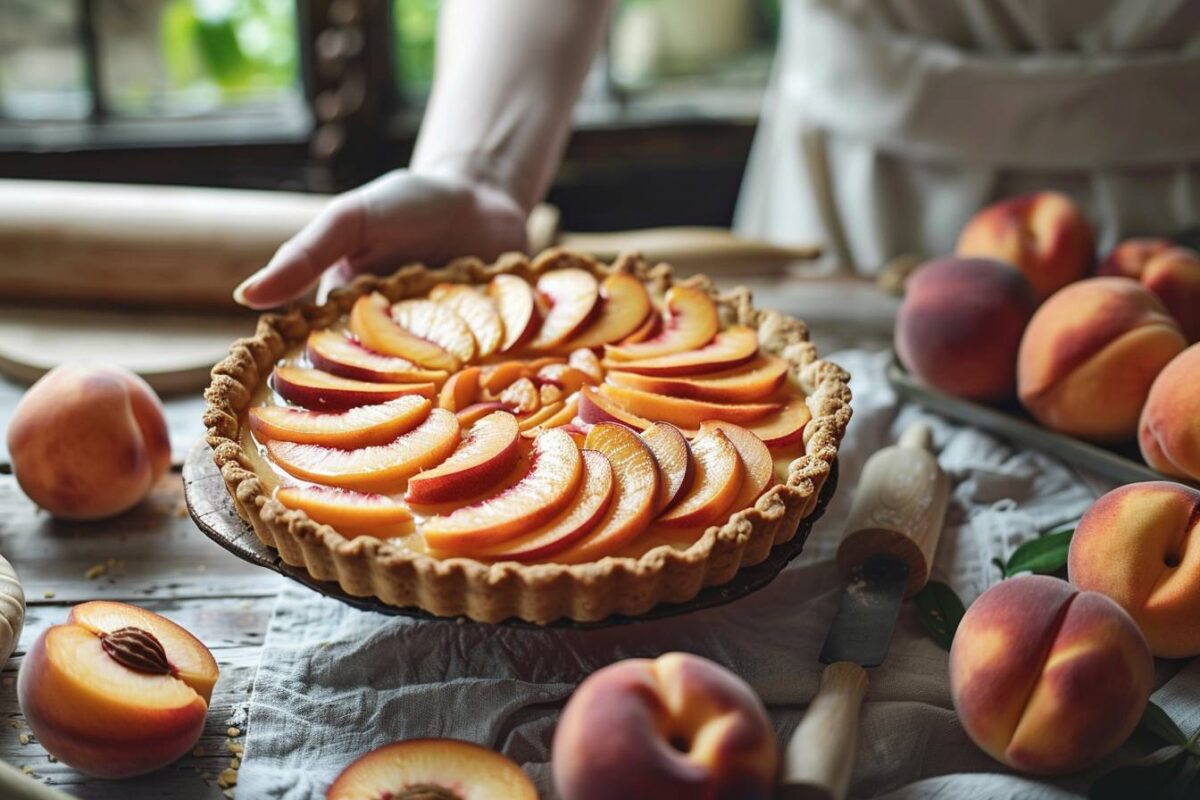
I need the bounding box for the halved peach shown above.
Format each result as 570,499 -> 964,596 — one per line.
306,330 -> 449,385
743,395 -> 813,447
272,366 -> 436,410
405,411 -> 520,505
456,402 -> 514,427
276,485 -> 413,537
641,422 -> 694,512
564,272 -> 653,349
553,423 -> 660,563
478,449 -> 615,561
604,285 -> 719,361
598,384 -> 781,429
604,326 -> 759,377
18,601 -> 218,778
422,428 -> 583,552
518,401 -> 567,432
489,274 -> 540,352
578,385 -> 652,431
701,421 -> 774,513
249,395 -> 431,448
266,408 -> 460,492
569,347 -> 604,383
349,292 -> 460,371
658,427 -> 744,528
533,268 -> 601,349
606,353 -> 789,402
327,739 -> 537,800
438,366 -> 481,412
430,283 -> 504,357
391,299 -> 477,367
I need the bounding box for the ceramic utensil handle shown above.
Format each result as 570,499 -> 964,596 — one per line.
836,422 -> 950,597
780,661 -> 869,800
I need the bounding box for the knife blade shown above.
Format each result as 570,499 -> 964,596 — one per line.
818,555 -> 910,667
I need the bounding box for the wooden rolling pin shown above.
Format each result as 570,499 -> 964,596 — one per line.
783,423 -> 951,800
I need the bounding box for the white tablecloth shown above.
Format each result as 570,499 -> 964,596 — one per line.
236,349 -> 1198,799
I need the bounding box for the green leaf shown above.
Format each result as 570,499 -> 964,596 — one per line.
1089,745 -> 1190,800
1139,701 -> 1190,748
913,581 -> 966,651
1002,528 -> 1074,577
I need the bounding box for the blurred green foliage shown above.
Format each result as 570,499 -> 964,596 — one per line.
394,0 -> 438,98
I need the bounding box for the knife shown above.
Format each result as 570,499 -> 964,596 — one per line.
781,423 -> 951,800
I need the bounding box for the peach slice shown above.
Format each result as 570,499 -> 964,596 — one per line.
456,401 -> 513,427
564,272 -> 653,349
604,326 -> 759,377
742,395 -> 812,447
306,330 -> 448,385
658,427 -> 744,528
569,347 -> 604,383
273,366 -> 436,410
438,366 -> 481,412
641,422 -> 694,512
578,385 -> 652,431
532,268 -> 601,350
554,423 -> 660,563
249,395 -> 431,449
701,421 -> 774,513
598,384 -> 781,429
481,360 -> 529,395
422,428 -> 583,552
540,383 -> 564,405
606,353 -> 789,402
18,601 -> 218,778
430,283 -> 504,357
391,299 -> 477,367
276,485 -> 414,537
604,285 -> 719,361
350,292 -> 460,371
404,411 -> 520,505
621,309 -> 661,344
522,393 -> 580,437
489,274 -> 540,352
499,376 -> 540,414
478,450 -> 616,561
327,739 -> 537,800
517,401 -> 567,432
266,408 -> 460,492
535,363 -> 597,395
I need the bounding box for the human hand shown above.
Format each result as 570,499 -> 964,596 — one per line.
234,169 -> 528,309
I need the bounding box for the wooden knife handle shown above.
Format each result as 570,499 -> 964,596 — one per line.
0,760 -> 73,800
780,661 -> 869,800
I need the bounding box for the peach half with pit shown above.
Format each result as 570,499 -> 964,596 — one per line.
18,601 -> 219,778
327,738 -> 536,800
7,363 -> 171,520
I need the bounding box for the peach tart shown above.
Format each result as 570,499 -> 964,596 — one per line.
204,249 -> 850,623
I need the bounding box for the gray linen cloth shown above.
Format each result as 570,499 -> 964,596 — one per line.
236,349 -> 1198,799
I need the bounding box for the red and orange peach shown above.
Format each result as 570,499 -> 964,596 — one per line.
7,364 -> 171,520
1139,344 -> 1200,482
1100,241 -> 1200,343
1016,277 -> 1186,442
950,575 -> 1153,775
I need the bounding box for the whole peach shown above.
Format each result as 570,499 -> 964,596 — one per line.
1139,345 -> 1200,481
1069,481 -> 1200,657
950,575 -> 1153,775
956,191 -> 1095,300
7,364 -> 171,520
1016,277 -> 1186,442
1097,237 -> 1174,279
895,257 -> 1036,401
1140,248 -> 1200,343
553,652 -> 777,800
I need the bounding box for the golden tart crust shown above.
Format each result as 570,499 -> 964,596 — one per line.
203,249 -> 851,624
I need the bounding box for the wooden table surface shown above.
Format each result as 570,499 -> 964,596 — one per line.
0,276 -> 897,799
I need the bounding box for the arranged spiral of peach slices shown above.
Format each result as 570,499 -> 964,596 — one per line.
241,267 -> 813,563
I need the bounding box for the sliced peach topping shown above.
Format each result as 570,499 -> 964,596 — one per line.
518,401 -> 566,432
249,395 -> 431,449
640,422 -> 694,512
489,274 -> 540,352
266,408 -> 460,492
522,392 -> 580,437
305,330 -> 448,385
701,421 -> 775,513
438,366 -> 481,412
479,449 -> 615,561
603,285 -> 719,361
405,410 -> 520,505
743,395 -> 813,447
658,427 -> 744,528
598,384 -> 781,428
621,309 -> 661,344
422,428 -> 583,552
535,363 -> 596,395
499,376 -> 540,414
391,299 -> 477,366
349,292 -> 460,371
605,353 -> 789,403
272,366 -> 436,410
456,401 -> 513,427
563,272 -> 653,349
553,423 -> 660,564
577,385 -> 652,431
568,347 -> 604,382
275,485 -> 413,537
532,268 -> 600,349
481,360 -> 529,395
603,326 -> 759,377
430,283 -> 504,357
